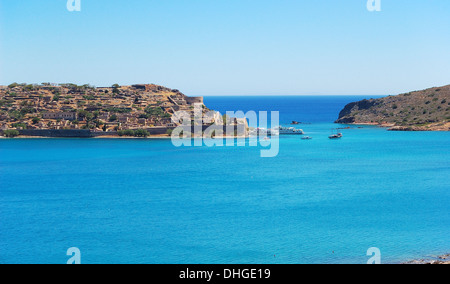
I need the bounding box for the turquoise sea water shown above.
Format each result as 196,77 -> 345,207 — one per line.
0,96 -> 449,264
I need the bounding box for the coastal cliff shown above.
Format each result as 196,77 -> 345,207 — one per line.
336,85 -> 450,131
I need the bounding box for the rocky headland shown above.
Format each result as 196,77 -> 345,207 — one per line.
336,85 -> 450,131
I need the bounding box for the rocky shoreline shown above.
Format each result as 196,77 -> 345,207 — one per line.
403,254 -> 450,264
337,121 -> 450,132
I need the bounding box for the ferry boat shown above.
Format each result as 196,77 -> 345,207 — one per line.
276,126 -> 304,135
252,127 -> 304,136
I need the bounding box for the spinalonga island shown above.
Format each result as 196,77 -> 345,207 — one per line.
336,85 -> 450,131
0,83 -> 247,138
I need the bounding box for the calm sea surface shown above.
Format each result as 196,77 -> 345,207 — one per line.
1,96 -> 449,264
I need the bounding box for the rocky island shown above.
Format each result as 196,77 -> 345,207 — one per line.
336,85 -> 450,131
0,83 -> 244,138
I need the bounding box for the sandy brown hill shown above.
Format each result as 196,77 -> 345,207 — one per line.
336,85 -> 450,131
0,83 -> 206,132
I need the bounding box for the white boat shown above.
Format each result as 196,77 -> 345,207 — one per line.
276,126 -> 304,135
253,127 -> 304,136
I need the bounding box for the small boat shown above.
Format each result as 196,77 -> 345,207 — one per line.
329,129 -> 343,139
329,132 -> 343,139
301,136 -> 312,140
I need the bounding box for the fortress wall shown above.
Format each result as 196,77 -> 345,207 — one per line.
18,129 -> 93,137
91,131 -> 118,137
3,125 -> 245,138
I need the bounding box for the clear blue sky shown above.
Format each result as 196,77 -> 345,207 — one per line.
0,0 -> 449,95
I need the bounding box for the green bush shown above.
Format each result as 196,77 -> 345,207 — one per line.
117,129 -> 135,137
77,110 -> 93,121
3,130 -> 20,138
9,110 -> 24,120
83,95 -> 96,100
20,107 -> 36,115
0,99 -> 13,107
53,94 -> 61,101
134,129 -> 149,137
104,107 -> 131,114
117,129 -> 149,137
12,122 -> 27,129
145,107 -> 165,117
112,84 -> 120,94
